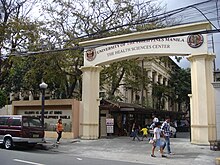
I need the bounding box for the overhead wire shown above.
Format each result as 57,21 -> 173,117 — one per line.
1,0 -> 219,56
72,0 -> 219,39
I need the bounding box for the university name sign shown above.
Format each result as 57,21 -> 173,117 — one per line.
84,34 -> 207,66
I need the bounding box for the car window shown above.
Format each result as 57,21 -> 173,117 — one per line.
0,117 -> 9,126
22,117 -> 42,127
10,118 -> 21,126
29,118 -> 41,127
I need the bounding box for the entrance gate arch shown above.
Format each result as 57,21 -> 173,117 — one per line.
79,22 -> 216,145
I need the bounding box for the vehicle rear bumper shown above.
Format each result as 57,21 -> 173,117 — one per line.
12,137 -> 45,143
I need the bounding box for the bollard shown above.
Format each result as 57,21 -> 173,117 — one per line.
216,157 -> 220,165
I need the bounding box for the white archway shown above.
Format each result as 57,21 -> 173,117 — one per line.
79,22 -> 216,145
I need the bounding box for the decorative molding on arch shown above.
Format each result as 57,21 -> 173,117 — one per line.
80,22 -> 211,67
187,53 -> 216,62
80,22 -> 211,47
212,82 -> 220,88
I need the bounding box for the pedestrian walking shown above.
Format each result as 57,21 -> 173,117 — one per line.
131,122 -> 141,141
140,125 -> 148,141
152,114 -> 159,123
56,118 -> 64,144
161,116 -> 174,155
150,122 -> 166,158
150,114 -> 159,129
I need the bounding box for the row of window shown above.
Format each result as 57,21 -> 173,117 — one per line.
0,117 -> 41,127
0,117 -> 21,126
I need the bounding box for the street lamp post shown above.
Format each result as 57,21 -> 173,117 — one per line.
39,82 -> 48,129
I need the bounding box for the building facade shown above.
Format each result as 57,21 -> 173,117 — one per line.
121,57 -> 180,112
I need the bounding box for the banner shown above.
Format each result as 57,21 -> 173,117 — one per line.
84,34 -> 207,66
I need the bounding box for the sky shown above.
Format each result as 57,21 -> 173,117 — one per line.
163,0 -> 220,69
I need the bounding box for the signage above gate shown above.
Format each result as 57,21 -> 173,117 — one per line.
84,34 -> 208,66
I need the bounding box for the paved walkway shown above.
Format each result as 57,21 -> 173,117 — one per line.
45,133 -> 220,165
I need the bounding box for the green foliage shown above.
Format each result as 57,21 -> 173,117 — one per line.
152,83 -> 169,110
0,0 -> 181,103
0,90 -> 7,108
168,68 -> 191,111
0,0 -> 43,95
100,58 -> 151,101
150,66 -> 191,111
4,50 -> 83,99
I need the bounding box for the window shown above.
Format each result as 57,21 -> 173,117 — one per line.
0,117 -> 9,126
29,118 -> 41,127
135,95 -> 140,101
23,117 -> 42,127
10,118 -> 21,126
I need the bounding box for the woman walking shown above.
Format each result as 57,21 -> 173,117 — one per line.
151,122 -> 166,158
56,119 -> 63,144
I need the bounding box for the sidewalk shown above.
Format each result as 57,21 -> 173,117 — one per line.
44,133 -> 220,165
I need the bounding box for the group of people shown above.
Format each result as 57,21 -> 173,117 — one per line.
131,123 -> 149,141
131,115 -> 174,158
56,115 -> 174,158
151,115 -> 174,158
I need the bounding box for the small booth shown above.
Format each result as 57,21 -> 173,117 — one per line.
99,99 -> 184,137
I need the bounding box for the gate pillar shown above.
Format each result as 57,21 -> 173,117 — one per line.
188,54 -> 216,145
80,66 -> 103,139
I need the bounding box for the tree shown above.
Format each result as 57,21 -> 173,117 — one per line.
1,0 -> 179,102
0,0 -> 42,91
152,83 -> 169,110
0,89 -> 6,107
100,59 -> 146,101
168,68 -> 191,112
0,0 -> 83,100
26,0 -> 168,101
42,0 -> 166,38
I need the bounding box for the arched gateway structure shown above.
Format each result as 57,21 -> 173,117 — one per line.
79,22 -> 216,145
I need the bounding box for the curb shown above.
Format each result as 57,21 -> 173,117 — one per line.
36,141 -> 58,150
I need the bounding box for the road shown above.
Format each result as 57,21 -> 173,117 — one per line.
0,146 -> 146,165
0,132 -> 219,165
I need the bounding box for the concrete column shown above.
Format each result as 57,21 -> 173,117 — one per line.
187,53 -> 216,145
80,66 -> 103,139
147,70 -> 153,96
19,92 -> 24,101
212,82 -> 220,140
147,70 -> 153,107
159,75 -> 163,84
164,79 -> 168,86
10,92 -> 15,102
29,91 -> 34,101
164,79 -> 169,111
154,72 -> 158,83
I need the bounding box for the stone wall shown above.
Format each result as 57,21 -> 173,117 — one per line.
12,99 -> 80,139
0,105 -> 13,115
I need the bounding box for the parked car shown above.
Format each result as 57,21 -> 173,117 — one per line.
176,120 -> 190,132
170,126 -> 177,138
0,115 -> 44,149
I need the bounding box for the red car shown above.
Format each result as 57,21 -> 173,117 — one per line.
0,115 -> 44,149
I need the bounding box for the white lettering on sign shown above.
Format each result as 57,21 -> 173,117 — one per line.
84,35 -> 208,66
